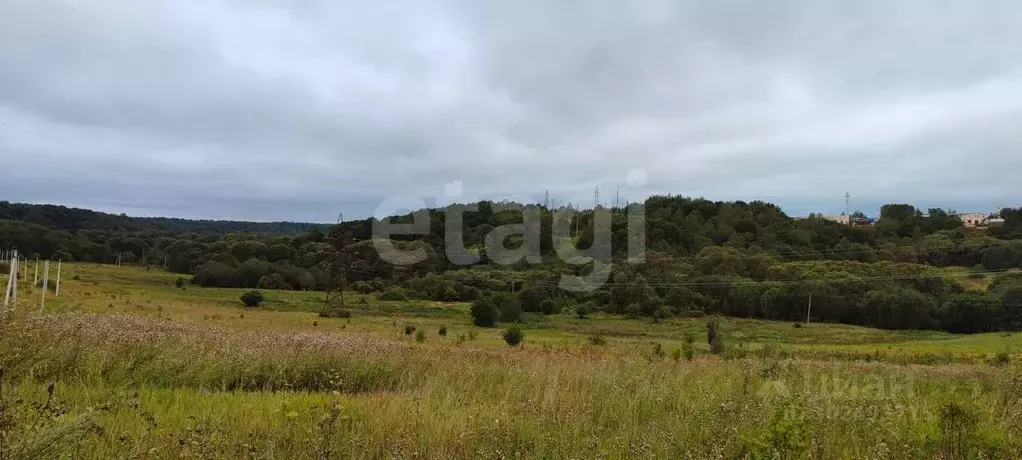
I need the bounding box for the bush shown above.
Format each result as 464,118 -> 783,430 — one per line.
379,287 -> 409,301
575,302 -> 592,319
319,308 -> 351,318
438,325 -> 448,337
499,297 -> 524,323
539,299 -> 558,315
414,330 -> 426,343
350,281 -> 375,294
404,324 -> 417,335
72,274 -> 81,281
256,273 -> 290,290
240,290 -> 264,307
682,332 -> 695,361
587,334 -> 606,346
503,327 -> 524,347
470,295 -> 500,328
174,277 -> 185,289
707,318 -> 725,355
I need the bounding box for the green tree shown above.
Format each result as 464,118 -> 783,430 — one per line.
470,295 -> 500,327
940,293 -> 1003,333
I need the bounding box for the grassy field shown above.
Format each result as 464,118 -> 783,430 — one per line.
0,263 -> 1020,459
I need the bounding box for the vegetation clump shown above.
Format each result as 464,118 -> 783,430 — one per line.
240,289 -> 264,307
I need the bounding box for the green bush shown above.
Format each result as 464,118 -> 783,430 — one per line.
240,290 -> 264,307
256,273 -> 290,290
503,327 -> 524,347
379,287 -> 409,301
470,295 -> 500,328
403,324 -> 416,335
319,308 -> 351,319
438,325 -> 448,337
587,334 -> 606,346
499,297 -> 523,323
174,277 -> 185,289
681,332 -> 695,361
707,318 -> 725,355
575,302 -> 592,319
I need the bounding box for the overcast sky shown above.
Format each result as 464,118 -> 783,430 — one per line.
1,1 -> 1020,222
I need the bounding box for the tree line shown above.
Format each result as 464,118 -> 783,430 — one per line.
3,199 -> 1022,333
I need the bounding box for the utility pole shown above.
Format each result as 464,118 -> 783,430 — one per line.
34,258 -> 38,285
806,292 -> 813,325
615,188 -> 620,209
55,260 -> 61,296
594,186 -> 600,209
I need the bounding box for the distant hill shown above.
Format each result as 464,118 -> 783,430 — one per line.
0,201 -> 331,235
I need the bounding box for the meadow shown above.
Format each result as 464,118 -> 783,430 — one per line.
0,263 -> 1020,459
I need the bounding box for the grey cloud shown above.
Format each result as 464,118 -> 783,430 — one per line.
1,0 -> 1020,221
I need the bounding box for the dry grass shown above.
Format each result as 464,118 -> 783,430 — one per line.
1,263 -> 1021,458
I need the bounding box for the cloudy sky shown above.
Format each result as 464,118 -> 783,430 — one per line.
1,0 -> 1020,222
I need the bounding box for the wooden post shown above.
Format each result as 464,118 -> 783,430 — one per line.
55,260 -> 61,296
3,254 -> 13,310
41,260 -> 49,309
10,250 -> 17,304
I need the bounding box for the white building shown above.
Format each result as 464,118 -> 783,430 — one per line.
954,212 -> 989,228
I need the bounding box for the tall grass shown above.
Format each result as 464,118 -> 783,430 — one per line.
2,311 -> 1021,458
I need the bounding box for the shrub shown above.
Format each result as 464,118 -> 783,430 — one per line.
404,324 -> 417,335
793,322 -> 803,328
587,334 -> 606,346
379,287 -> 409,301
174,277 -> 185,289
503,327 -> 524,347
539,299 -> 558,315
240,290 -> 264,307
72,274 -> 82,281
575,302 -> 592,319
414,330 -> 426,343
499,297 -> 523,323
470,296 -> 499,328
707,318 -> 725,355
939,401 -> 980,459
993,351 -> 1011,366
256,273 -> 290,290
438,325 -> 448,337
350,281 -> 375,294
319,308 -> 351,319
682,332 -> 695,361
740,404 -> 810,459
651,342 -> 665,358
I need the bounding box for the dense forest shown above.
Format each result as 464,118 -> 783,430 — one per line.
3,199 -> 1022,333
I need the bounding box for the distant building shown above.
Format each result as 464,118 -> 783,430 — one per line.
954,212 -> 989,228
820,214 -> 850,225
